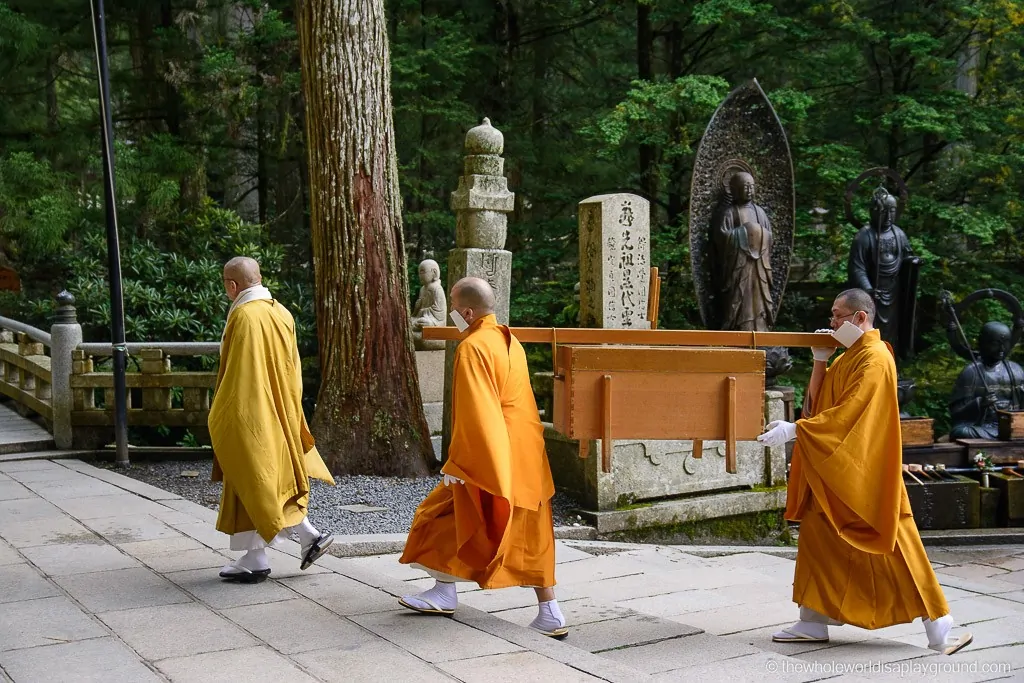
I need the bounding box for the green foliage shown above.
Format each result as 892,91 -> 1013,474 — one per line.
1,0 -> 1023,441
0,152 -> 80,260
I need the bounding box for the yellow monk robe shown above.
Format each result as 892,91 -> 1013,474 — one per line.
209,299 -> 334,543
786,328 -> 948,629
400,314 -> 557,589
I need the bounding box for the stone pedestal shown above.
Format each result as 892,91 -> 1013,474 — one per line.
578,194 -> 651,329
415,350 -> 445,435
441,118 -> 515,461
544,391 -> 788,534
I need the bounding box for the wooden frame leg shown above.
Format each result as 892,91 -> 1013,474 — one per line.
692,440 -> 703,459
725,376 -> 737,474
578,438 -> 589,459
602,374 -> 612,473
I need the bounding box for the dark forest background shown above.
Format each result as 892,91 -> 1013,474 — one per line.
1,0 -> 1022,436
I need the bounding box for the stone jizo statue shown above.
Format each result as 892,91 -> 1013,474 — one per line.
710,171 -> 775,331
410,259 -> 446,350
949,321 -> 1024,440
847,186 -> 920,360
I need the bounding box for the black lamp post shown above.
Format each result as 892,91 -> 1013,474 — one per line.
88,0 -> 129,467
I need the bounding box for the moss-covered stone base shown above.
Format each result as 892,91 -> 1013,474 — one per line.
599,509 -> 793,547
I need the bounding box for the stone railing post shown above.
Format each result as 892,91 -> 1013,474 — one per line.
50,291 -> 82,449
763,389 -> 787,487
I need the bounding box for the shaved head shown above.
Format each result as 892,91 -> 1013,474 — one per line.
451,277 -> 496,318
224,257 -> 261,288
835,288 -> 875,322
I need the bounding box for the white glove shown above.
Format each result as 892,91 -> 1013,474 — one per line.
812,328 -> 834,362
757,420 -> 797,448
442,473 -> 465,487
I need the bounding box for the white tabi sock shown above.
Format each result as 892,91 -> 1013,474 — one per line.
222,549 -> 270,573
403,580 -> 458,612
800,605 -> 843,626
924,614 -> 954,646
289,517 -> 320,546
530,599 -> 566,633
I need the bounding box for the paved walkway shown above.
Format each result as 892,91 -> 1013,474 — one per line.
0,404 -> 52,455
2,457 -> 1023,682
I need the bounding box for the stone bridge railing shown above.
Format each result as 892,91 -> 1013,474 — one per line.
0,292 -> 219,449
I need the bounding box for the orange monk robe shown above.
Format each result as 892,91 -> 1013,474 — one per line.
209,299 -> 334,543
786,329 -> 948,629
400,314 -> 557,589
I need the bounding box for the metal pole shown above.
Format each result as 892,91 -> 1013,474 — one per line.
89,0 -> 129,467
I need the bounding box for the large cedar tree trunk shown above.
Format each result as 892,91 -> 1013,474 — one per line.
296,0 -> 433,477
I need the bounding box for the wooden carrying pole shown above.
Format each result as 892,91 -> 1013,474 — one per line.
423,326 -> 838,348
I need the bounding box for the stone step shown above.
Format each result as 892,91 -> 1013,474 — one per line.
0,438 -> 57,456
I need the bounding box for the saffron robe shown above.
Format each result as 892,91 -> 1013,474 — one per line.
399,314 -> 557,589
786,328 -> 948,629
209,299 -> 334,543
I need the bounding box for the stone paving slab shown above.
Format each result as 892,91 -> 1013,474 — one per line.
55,566 -> 193,613
2,457 -> 1023,682
2,637 -> 163,683
567,614 -> 702,653
279,571 -> 403,616
601,632 -> 762,674
0,540 -> 20,566
220,598 -> 378,655
154,645 -> 320,682
98,602 -> 257,661
437,650 -> 605,682
84,513 -> 184,545
349,609 -> 524,663
0,480 -> 32,501
21,541 -> 142,575
0,564 -> 59,604
290,641 -> 458,682
0,515 -> 101,548
494,597 -> 644,628
650,650 -> 826,683
0,596 -> 108,651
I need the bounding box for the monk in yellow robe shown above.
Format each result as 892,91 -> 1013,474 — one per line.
758,288 -> 972,654
209,257 -> 336,583
398,277 -> 568,638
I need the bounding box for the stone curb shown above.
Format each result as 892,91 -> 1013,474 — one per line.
560,539 -> 799,558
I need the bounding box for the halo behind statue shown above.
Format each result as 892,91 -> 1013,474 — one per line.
719,159 -> 756,201
844,167 -> 909,229
944,288 -> 1024,362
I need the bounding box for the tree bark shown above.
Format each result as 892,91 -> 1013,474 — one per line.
296,0 -> 434,476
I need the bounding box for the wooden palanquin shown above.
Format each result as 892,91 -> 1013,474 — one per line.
552,345 -> 765,473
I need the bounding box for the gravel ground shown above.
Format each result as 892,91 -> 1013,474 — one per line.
104,459 -> 585,534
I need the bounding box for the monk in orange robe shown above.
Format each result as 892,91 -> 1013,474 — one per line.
398,277 -> 567,638
758,288 -> 972,654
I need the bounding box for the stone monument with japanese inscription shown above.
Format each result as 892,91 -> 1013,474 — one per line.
540,80 -> 792,539
578,194 -> 652,330
440,117 -> 515,460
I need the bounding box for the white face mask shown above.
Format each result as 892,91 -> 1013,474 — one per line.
449,309 -> 469,332
833,320 -> 865,347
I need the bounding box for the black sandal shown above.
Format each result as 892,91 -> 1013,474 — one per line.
300,533 -> 334,570
219,567 -> 272,584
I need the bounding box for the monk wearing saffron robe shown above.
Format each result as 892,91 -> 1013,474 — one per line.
398,277 -> 568,638
210,257 -> 336,583
758,288 -> 972,654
